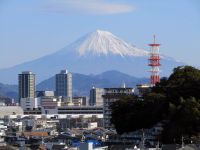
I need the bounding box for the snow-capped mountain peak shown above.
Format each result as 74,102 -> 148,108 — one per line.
70,30 -> 149,57
0,30 -> 185,84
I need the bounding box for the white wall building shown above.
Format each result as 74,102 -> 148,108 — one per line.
88,122 -> 98,129
103,85 -> 135,129
0,106 -> 24,118
136,84 -> 151,97
90,87 -> 104,106
0,120 -> 7,145
20,98 -> 38,110
73,97 -> 89,106
58,105 -> 103,115
41,97 -> 61,114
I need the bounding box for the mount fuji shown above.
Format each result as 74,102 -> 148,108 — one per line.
0,30 -> 184,84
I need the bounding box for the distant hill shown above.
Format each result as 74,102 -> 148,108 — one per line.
37,70 -> 150,97
0,70 -> 152,99
0,83 -> 18,99
0,30 -> 184,84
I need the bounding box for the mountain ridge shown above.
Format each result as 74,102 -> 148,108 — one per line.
67,30 -> 149,57
0,70 -> 150,99
0,30 -> 185,84
37,70 -> 150,97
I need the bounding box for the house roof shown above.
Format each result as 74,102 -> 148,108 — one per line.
38,146 -> 48,150
104,88 -> 134,90
176,145 -> 197,150
52,144 -> 65,149
0,145 -> 19,150
102,94 -> 135,98
23,132 -> 48,137
69,129 -> 81,134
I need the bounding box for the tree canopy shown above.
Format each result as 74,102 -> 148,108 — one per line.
110,66 -> 200,143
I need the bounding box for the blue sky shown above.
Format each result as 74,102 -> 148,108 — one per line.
0,0 -> 200,68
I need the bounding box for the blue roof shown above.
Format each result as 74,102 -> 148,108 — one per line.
73,142 -> 80,146
73,140 -> 101,147
87,140 -> 101,146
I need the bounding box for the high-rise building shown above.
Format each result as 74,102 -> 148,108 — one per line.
103,84 -> 135,129
18,71 -> 35,99
56,70 -> 72,102
89,87 -> 104,106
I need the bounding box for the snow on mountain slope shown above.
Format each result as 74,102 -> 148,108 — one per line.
58,30 -> 149,57
0,30 -> 184,84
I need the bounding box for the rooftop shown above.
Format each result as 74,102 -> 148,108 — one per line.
23,132 -> 48,137
104,88 -> 135,90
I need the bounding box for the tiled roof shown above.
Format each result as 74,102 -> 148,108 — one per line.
38,146 -> 48,150
69,129 -> 81,134
23,132 -> 48,137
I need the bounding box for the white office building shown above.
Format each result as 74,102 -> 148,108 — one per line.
19,71 -> 38,110
90,87 -> 104,106
103,85 -> 135,129
20,98 -> 38,110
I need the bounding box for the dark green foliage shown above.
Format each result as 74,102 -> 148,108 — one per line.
162,96 -> 200,143
167,66 -> 200,104
152,66 -> 200,104
110,66 -> 200,143
110,95 -> 168,134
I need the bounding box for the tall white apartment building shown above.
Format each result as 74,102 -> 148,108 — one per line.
19,71 -> 37,110
103,85 -> 135,129
56,70 -> 72,102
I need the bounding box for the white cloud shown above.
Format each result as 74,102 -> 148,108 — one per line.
33,0 -> 134,15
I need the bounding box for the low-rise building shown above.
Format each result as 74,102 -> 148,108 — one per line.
72,97 -> 82,106
136,84 -> 151,98
0,120 -> 6,146
58,106 -> 103,115
0,106 -> 24,118
73,97 -> 89,106
0,98 -> 14,105
41,97 -> 61,114
36,91 -> 55,97
20,97 -> 38,110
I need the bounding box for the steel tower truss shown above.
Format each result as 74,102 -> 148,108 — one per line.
148,35 -> 161,86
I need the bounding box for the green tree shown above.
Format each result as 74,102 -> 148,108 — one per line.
165,66 -> 200,104
110,94 -> 167,134
162,97 -> 200,143
110,66 -> 200,143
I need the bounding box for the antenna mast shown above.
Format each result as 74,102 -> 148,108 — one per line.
148,35 -> 161,86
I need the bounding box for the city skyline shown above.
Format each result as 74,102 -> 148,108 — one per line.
0,0 -> 200,69
0,1 -> 200,146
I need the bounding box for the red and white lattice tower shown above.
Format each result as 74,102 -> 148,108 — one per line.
148,35 -> 161,86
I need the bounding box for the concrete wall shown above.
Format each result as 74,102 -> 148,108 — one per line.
0,106 -> 24,118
